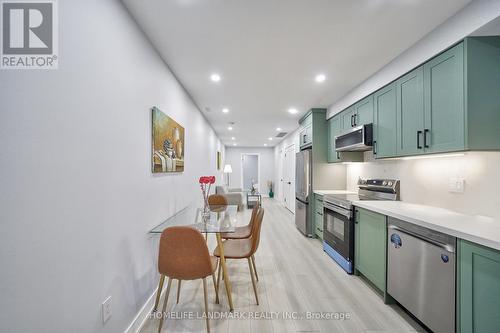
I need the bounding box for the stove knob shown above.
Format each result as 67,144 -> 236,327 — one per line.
388,181 -> 393,186
382,181 -> 387,186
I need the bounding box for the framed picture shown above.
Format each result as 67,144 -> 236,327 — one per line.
151,107 -> 185,173
216,151 -> 222,170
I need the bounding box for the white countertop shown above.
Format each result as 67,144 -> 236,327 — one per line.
353,200 -> 500,251
313,190 -> 356,196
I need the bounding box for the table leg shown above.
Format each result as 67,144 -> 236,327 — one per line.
216,233 -> 234,311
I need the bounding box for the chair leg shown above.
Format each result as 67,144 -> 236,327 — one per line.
216,260 -> 222,294
202,278 -> 210,333
153,275 -> 165,312
247,258 -> 259,305
251,255 -> 259,282
158,278 -> 172,333
176,279 -> 181,304
212,273 -> 219,304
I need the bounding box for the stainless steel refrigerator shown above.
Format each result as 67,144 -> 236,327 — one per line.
295,149 -> 312,236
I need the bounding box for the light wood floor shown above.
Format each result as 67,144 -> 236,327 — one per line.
140,198 -> 424,333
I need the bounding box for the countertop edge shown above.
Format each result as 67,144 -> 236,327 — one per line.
353,201 -> 500,252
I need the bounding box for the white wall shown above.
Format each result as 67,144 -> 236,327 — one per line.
224,147 -> 275,196
327,0 -> 500,119
0,1 -> 224,332
346,152 -> 500,219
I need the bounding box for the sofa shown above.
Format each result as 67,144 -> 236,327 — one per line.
215,185 -> 245,211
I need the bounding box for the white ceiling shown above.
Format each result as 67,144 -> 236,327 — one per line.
123,0 -> 471,147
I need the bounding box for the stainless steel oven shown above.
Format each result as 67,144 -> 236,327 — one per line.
322,178 -> 400,275
323,200 -> 354,274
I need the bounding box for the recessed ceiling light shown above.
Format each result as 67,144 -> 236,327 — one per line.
268,137 -> 273,141
233,143 -> 237,146
315,74 -> 326,83
228,126 -> 233,131
276,127 -> 282,131
210,73 -> 221,82
231,137 -> 235,140
288,108 -> 298,114
222,108 -> 229,113
264,143 -> 268,146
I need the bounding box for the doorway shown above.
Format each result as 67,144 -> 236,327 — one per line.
282,144 -> 295,213
241,153 -> 260,193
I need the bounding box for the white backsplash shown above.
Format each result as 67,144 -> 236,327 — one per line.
346,151 -> 500,219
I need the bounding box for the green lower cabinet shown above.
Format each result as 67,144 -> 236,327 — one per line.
354,207 -> 387,293
458,240 -> 500,333
315,212 -> 324,240
314,195 -> 324,239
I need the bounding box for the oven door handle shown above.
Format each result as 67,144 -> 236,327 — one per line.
323,203 -> 352,219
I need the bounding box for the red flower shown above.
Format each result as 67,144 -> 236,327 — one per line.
199,176 -> 216,184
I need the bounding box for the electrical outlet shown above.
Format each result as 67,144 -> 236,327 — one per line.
102,296 -> 112,324
448,177 -> 465,193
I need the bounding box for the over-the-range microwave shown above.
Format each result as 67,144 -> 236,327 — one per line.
335,124 -> 373,152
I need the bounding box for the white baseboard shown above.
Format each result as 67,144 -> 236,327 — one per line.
123,287 -> 159,333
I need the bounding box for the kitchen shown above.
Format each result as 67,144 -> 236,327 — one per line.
289,36 -> 500,333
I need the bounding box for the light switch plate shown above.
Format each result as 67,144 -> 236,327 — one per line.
449,177 -> 465,193
102,296 -> 112,324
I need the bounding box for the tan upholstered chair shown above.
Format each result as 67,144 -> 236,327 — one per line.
214,208 -> 265,304
153,226 -> 218,333
219,205 -> 259,280
220,205 -> 258,240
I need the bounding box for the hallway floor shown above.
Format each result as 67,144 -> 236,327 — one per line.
140,198 -> 424,333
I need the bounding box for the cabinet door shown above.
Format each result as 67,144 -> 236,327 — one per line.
327,115 -> 342,162
424,43 -> 465,153
373,83 -> 397,158
342,107 -> 356,130
299,125 -> 312,147
459,240 -> 500,333
396,66 -> 425,156
299,128 -> 306,146
305,124 -> 313,145
354,94 -> 374,126
355,208 -> 387,292
315,212 -> 324,239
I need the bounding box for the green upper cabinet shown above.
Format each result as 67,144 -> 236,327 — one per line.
373,82 -> 397,158
424,43 -> 465,153
327,113 -> 364,163
458,240 -> 500,333
342,106 -> 357,130
355,207 -> 387,293
327,115 -> 341,162
331,37 -> 500,160
299,124 -> 312,148
396,66 -> 425,156
465,37 -> 500,150
354,94 -> 374,126
340,96 -> 374,130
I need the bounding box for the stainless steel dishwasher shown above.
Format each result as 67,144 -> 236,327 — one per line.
387,217 -> 456,333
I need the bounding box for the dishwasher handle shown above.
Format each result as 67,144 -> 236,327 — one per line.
388,225 -> 455,253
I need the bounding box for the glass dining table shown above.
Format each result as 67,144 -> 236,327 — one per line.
149,204 -> 239,311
